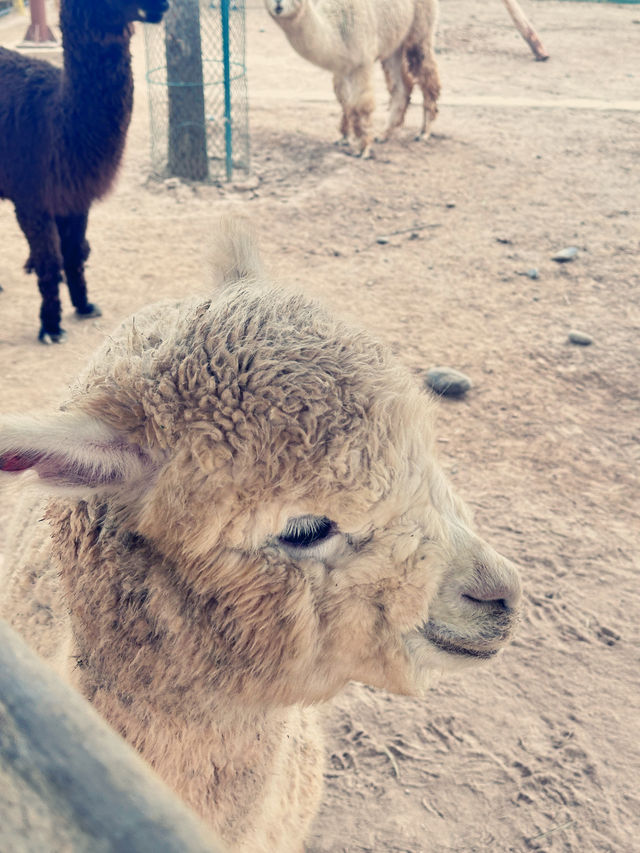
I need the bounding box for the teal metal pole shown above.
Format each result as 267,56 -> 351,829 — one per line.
221,0 -> 233,181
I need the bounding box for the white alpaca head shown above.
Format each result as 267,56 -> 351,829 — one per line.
264,0 -> 304,21
0,221 -> 521,710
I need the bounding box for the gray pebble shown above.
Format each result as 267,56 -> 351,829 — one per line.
376,236 -> 390,245
232,174 -> 260,192
426,367 -> 472,397
552,246 -> 579,263
568,330 -> 593,345
526,268 -> 539,279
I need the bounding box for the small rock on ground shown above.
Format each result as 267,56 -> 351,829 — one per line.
568,330 -> 593,345
232,174 -> 260,192
552,246 -> 579,263
425,367 -> 472,397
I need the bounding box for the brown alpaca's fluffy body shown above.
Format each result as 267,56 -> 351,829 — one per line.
0,0 -> 168,343
264,0 -> 441,157
0,222 -> 521,850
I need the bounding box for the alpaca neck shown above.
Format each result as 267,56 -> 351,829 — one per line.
58,0 -> 134,196
83,684 -> 322,851
279,1 -> 346,72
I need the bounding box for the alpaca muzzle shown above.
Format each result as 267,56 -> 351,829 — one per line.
420,604 -> 517,659
420,540 -> 522,659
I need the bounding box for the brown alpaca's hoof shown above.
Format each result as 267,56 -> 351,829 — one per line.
39,328 -> 67,345
76,303 -> 102,319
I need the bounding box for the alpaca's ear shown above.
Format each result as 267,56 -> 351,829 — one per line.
213,216 -> 264,288
0,412 -> 154,493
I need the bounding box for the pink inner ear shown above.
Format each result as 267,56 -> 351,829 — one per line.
0,452 -> 43,472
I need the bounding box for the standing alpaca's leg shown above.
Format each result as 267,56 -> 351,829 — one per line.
405,41 -> 440,141
332,75 -> 352,146
15,207 -> 65,343
343,65 -> 376,158
405,0 -> 441,142
56,213 -> 101,319
379,47 -> 414,142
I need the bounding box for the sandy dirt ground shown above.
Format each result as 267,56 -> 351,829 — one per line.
1,1 -> 639,851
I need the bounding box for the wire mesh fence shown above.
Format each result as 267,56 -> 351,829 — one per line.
144,0 -> 250,183
0,0 -> 27,17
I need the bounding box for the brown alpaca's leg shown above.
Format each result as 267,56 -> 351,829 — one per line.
15,206 -> 65,343
406,42 -> 440,141
379,47 -> 413,142
56,213 -> 101,318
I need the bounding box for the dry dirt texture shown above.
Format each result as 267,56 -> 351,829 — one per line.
1,1 -> 639,851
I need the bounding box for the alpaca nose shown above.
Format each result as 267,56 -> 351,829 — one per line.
462,558 -> 522,612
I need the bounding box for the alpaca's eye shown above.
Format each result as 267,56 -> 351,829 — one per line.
279,515 -> 336,549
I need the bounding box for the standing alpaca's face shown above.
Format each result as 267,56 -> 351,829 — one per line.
264,0 -> 304,20
0,285 -> 521,709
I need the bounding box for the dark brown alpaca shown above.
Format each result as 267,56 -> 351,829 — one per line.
0,0 -> 169,343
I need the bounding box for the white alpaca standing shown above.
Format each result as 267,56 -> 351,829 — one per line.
0,220 -> 520,851
264,0 -> 441,157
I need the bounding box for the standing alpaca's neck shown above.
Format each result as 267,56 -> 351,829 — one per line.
279,1 -> 345,72
58,0 -> 134,204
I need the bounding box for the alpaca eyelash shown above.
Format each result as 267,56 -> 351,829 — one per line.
278,515 -> 336,549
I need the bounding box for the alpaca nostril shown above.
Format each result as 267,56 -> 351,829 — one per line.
463,556 -> 523,611
462,574 -> 521,611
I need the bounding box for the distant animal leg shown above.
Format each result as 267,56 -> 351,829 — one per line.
332,75 -> 351,146
16,207 -> 65,343
379,47 -> 413,142
406,42 -> 440,141
344,65 -> 376,158
56,212 -> 101,319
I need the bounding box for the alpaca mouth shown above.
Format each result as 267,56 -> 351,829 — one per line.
420,621 -> 508,659
425,633 -> 498,659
